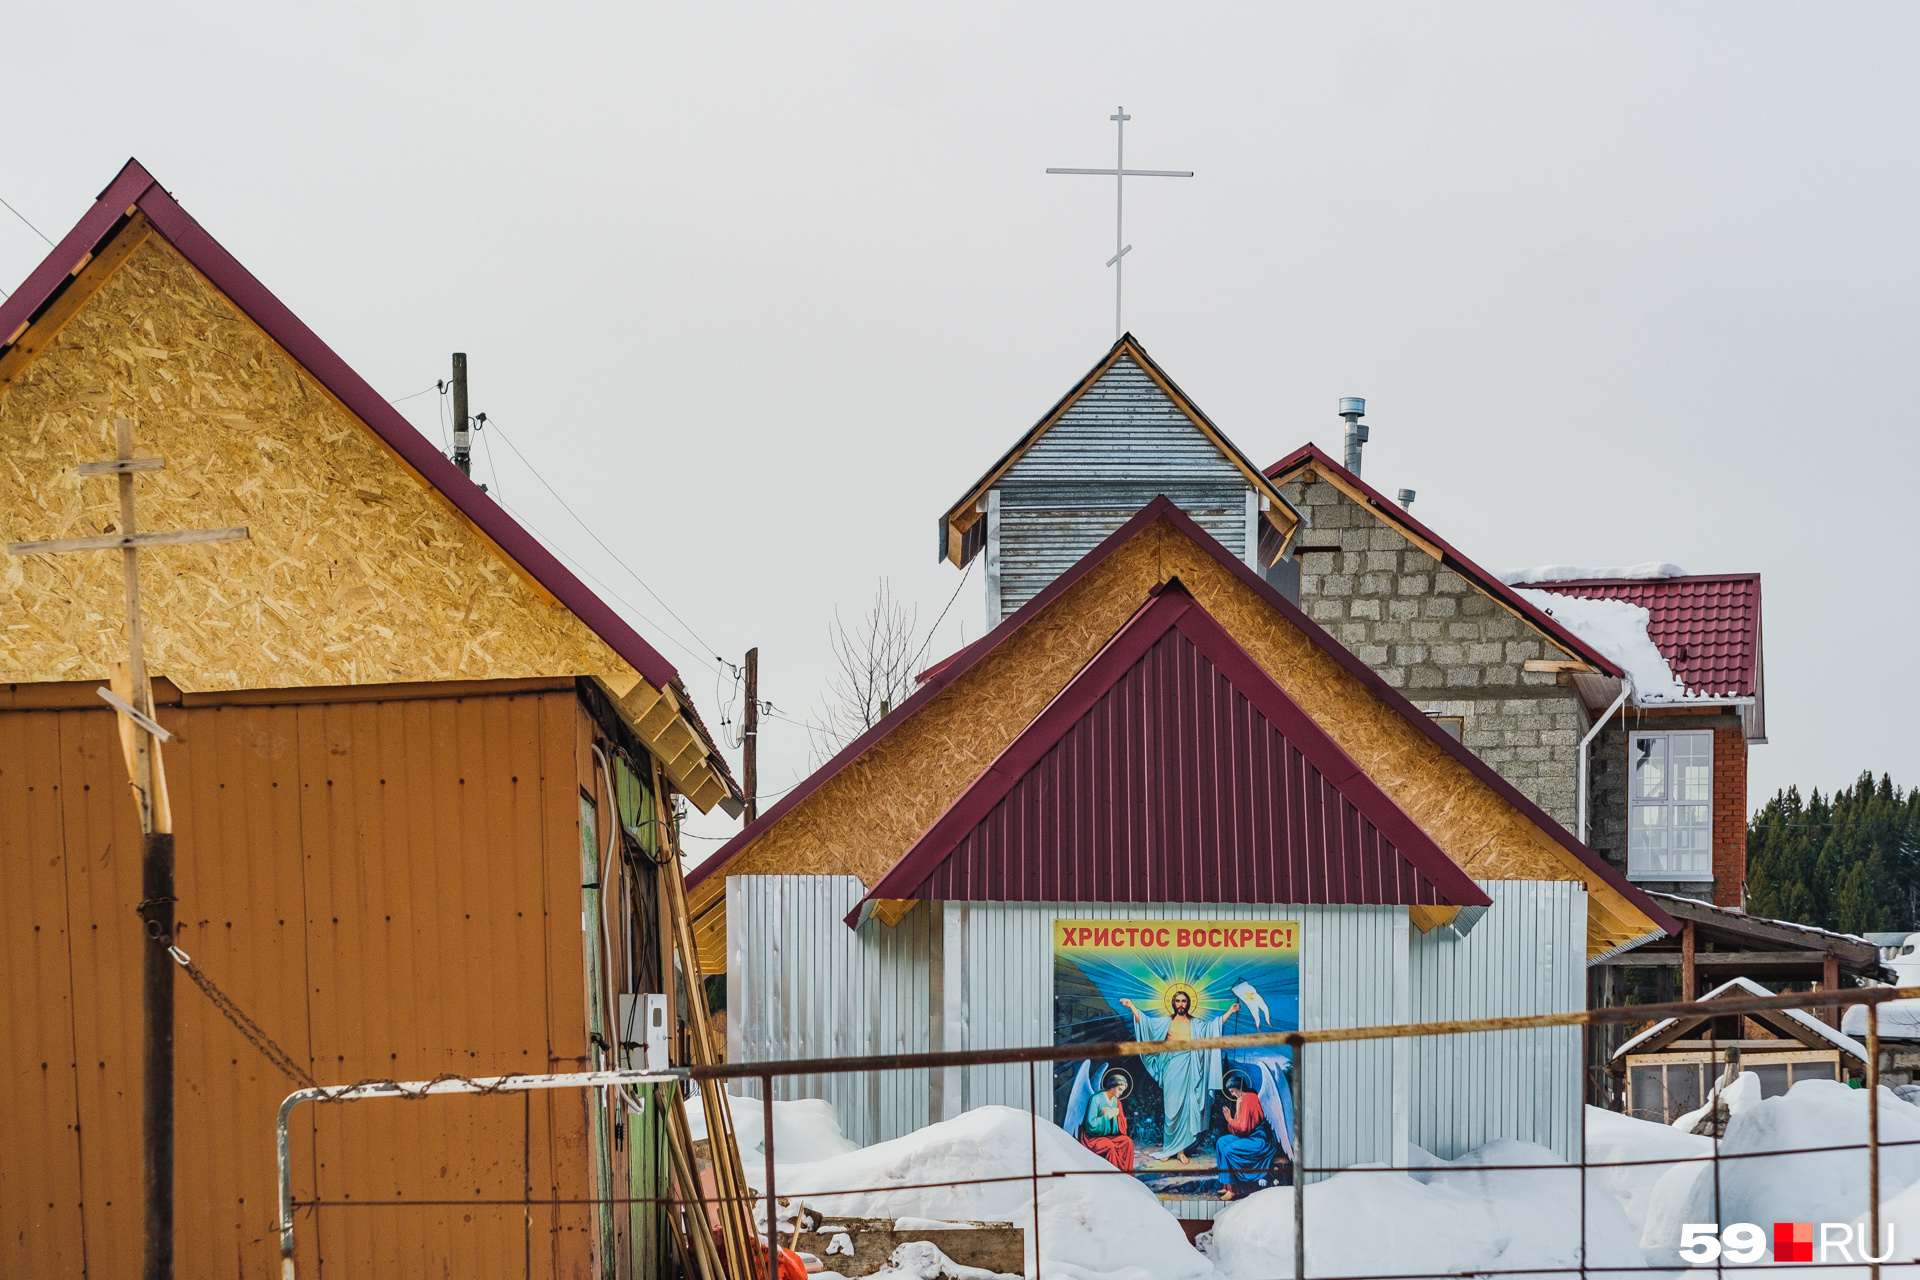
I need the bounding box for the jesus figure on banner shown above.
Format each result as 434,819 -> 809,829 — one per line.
1120,989 -> 1237,1163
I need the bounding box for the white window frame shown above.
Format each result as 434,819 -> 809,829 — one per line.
1626,729 -> 1715,881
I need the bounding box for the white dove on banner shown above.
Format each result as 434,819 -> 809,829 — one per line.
1231,979 -> 1271,1029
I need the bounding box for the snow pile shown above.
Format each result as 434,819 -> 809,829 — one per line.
773,1105 -> 1210,1280
1844,998 -> 1920,1042
1515,589 -> 1695,701
1639,1079 -> 1920,1266
1498,562 -> 1687,585
866,1239 -> 1020,1280
1583,1105 -> 1712,1235
1205,1138 -> 1641,1280
685,1089 -> 862,1166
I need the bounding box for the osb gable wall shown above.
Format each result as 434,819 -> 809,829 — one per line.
704,517 -> 1649,949
0,233 -> 636,693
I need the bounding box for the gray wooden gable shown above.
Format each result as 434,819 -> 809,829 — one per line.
986,353 -> 1255,619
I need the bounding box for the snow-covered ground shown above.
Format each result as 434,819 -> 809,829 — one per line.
685,1082 -> 1920,1280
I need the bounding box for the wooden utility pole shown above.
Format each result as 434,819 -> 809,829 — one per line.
451,352 -> 471,477
742,647 -> 759,824
6,418 -> 248,1280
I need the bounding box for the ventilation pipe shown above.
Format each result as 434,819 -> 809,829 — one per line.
1340,397 -> 1368,474
1396,488 -> 1416,511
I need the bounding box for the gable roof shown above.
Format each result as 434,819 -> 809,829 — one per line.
1516,574 -> 1761,701
853,580 -> 1491,919
938,334 -> 1301,567
689,495 -> 1675,953
1265,443 -> 1624,680
0,159 -> 740,811
1612,975 -> 1868,1063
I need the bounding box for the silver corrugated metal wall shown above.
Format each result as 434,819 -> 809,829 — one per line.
1408,880 -> 1586,1161
992,354 -> 1252,618
726,876 -> 937,1147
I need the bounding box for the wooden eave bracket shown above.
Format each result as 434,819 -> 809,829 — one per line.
0,212 -> 155,388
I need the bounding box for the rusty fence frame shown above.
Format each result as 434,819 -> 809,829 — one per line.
277,983 -> 1920,1280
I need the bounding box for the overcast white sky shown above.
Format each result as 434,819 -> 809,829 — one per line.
6,3 -> 1916,849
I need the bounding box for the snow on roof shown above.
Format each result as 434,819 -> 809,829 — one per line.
1643,891 -> 1882,952
1521,575 -> 1761,703
1497,562 -> 1688,585
1514,589 -> 1699,702
1613,975 -> 1870,1060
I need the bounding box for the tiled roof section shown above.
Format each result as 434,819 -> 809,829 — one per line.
1519,575 -> 1760,698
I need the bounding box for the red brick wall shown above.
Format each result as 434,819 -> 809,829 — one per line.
1713,723 -> 1748,906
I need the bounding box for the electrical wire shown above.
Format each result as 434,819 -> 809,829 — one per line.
388,384 -> 439,404
0,193 -> 54,246
480,415 -> 723,662
907,555 -> 976,676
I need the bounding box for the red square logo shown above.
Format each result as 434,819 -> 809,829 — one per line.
1774,1223 -> 1813,1262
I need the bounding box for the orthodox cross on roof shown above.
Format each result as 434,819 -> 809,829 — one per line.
1048,107 -> 1194,341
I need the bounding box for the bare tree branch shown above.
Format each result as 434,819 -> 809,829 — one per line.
809,579 -> 921,766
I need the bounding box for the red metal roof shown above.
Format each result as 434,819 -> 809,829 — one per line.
689,496 -> 1675,941
1264,444 -> 1624,679
856,582 -> 1489,915
0,161 -> 737,795
1515,574 -> 1761,698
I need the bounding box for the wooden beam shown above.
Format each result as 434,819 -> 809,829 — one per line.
1593,949 -> 1842,969
75,457 -> 166,476
1681,921 -> 1696,1002
1524,659 -> 1596,674
7,526 -> 249,555
1824,953 -> 1841,1027
0,212 -> 155,388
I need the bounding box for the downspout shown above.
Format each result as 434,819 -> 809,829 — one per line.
1577,678 -> 1632,845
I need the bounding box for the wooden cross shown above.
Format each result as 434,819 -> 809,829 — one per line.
6,417 -> 248,832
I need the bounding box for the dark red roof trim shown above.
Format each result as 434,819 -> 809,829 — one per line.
1,161 -> 737,796
1517,574 -> 1760,699
1265,443 -> 1624,680
853,582 -> 1490,916
691,495 -> 1676,939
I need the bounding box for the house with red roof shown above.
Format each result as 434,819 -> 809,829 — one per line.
1260,446 -> 1763,911
0,160 -> 738,1278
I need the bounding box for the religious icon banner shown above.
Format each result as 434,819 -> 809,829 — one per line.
1052,917 -> 1300,1203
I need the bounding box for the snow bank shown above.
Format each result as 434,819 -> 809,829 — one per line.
1640,1080 -> 1920,1266
1205,1139 -> 1641,1280
1514,589 -> 1696,701
1498,562 -> 1688,585
1843,998 -> 1920,1042
1584,1105 -> 1712,1235
773,1105 -> 1209,1280
685,1089 -> 862,1166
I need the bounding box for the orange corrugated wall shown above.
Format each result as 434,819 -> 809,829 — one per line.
0,686 -> 604,1278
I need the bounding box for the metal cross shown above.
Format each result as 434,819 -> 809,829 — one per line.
1048,107 -> 1194,341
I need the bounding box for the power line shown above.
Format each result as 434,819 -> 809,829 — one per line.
388,384 -> 439,404
0,193 -> 54,246
481,415 -> 723,661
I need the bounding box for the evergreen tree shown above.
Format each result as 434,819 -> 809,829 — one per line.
1747,772 -> 1919,933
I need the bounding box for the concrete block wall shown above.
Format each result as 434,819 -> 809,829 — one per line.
1278,475 -> 1591,830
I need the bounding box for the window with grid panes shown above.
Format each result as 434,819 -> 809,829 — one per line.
1627,730 -> 1713,880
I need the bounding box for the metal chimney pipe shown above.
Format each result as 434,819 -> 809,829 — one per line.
1340,397 -> 1368,474
1397,488 -> 1416,511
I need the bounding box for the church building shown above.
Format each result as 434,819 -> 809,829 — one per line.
688,336 -> 1673,1217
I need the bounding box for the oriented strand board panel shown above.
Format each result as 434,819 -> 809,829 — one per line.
702,517 -> 1651,955
0,234 -> 638,695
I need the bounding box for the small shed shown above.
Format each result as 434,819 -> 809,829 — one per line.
1612,976 -> 1870,1123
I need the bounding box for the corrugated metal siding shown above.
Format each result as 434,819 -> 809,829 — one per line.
726,876 -> 936,1147
1409,880 -> 1585,1160
996,354 -> 1249,616
0,689 -> 599,1280
923,627 -> 1448,907
939,901 -> 1407,1218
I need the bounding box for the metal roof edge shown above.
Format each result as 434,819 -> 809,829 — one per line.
1264,443 -> 1625,680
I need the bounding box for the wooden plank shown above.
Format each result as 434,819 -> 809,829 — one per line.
5,526 -> 249,556
74,457 -> 166,476
1523,659 -> 1596,674
0,212 -> 154,388
1593,949 -> 1837,968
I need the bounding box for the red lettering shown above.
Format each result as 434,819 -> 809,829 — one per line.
1093,928 -> 1109,947
1176,928 -> 1190,947
1157,928 -> 1172,948
1127,927 -> 1141,947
